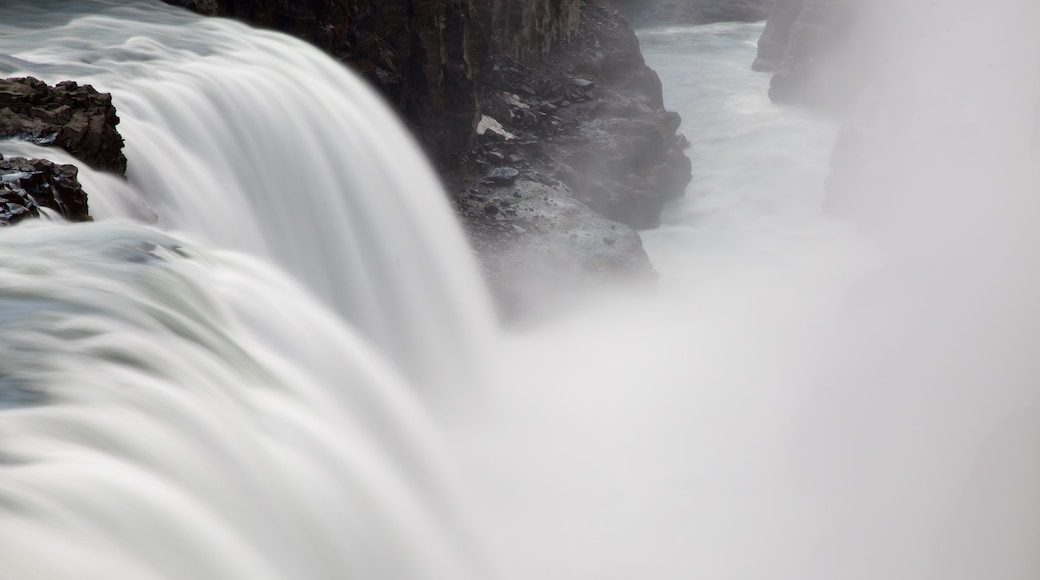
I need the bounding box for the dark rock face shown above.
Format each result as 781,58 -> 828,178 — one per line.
0,154 -> 90,225
453,3 -> 690,315
489,0 -> 582,61
612,0 -> 773,26
752,0 -> 861,108
537,3 -> 690,230
0,77 -> 126,174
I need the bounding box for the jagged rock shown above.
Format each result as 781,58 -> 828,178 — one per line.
454,177 -> 655,318
477,115 -> 517,141
450,3 -> 691,315
612,0 -> 773,25
0,77 -> 126,174
485,166 -> 520,185
0,154 -> 89,225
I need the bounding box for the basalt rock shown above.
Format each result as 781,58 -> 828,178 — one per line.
453,3 -> 691,315
612,0 -> 774,26
0,154 -> 90,226
0,77 -> 126,174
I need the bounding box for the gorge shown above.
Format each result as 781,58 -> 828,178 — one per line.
2,1 -> 1040,580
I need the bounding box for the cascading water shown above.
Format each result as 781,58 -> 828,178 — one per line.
0,1 -> 493,579
0,223 -> 480,580
0,0 -> 495,393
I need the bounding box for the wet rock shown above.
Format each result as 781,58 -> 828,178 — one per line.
0,77 -> 126,174
454,178 -> 655,319
485,167 -> 520,185
477,115 -> 517,141
0,154 -> 90,225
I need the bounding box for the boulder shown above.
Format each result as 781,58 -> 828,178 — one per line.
0,77 -> 126,174
0,154 -> 90,225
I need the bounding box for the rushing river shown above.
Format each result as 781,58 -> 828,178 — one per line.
2,3 -> 1040,580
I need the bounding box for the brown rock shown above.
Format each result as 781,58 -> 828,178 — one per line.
0,154 -> 90,225
0,77 -> 126,174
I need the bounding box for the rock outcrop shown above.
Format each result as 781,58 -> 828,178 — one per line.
0,77 -> 127,226
0,77 -> 126,174
612,0 -> 773,26
450,2 -> 691,314
0,155 -> 90,225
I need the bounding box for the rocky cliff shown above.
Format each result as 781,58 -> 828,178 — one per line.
612,0 -> 773,26
451,2 -> 690,314
163,0 -> 693,316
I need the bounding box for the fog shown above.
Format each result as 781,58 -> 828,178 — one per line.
457,1 -> 1040,579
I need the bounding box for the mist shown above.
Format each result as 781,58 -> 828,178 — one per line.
455,1 -> 1040,579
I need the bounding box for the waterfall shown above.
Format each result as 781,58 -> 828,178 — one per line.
0,1 -> 492,578
0,0 -> 496,393
4,1 -> 1040,580
0,223 -> 480,580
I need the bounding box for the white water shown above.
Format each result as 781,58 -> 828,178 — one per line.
0,223 -> 479,580
0,2 -> 491,579
0,0 -> 495,393
2,2 -> 1040,580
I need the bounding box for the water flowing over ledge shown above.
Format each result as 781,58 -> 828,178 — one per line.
0,0 -> 496,393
